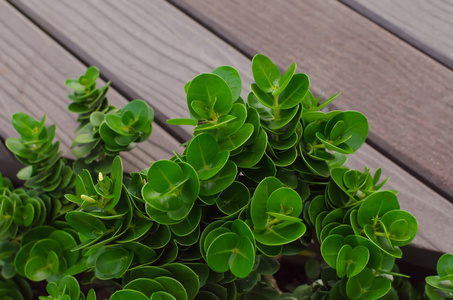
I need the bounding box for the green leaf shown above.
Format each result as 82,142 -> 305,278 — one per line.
212,66 -> 242,101
151,292 -> 177,300
254,221 -> 306,246
216,181 -> 250,215
381,210 -> 417,247
278,74 -> 309,109
211,103 -> 247,139
266,187 -> 302,217
321,234 -> 345,268
163,263 -> 200,300
363,224 -> 402,258
251,84 -> 275,109
66,211 -> 106,239
232,129 -> 267,168
187,73 -> 233,119
273,63 -> 296,96
153,276 -> 188,300
336,245 -> 369,278
437,254 -> 453,277
25,256 -> 52,281
251,177 -> 284,230
11,112 -> 44,138
199,160 -> 237,196
123,278 -> 165,296
218,123 -> 254,151
252,54 -> 281,93
166,118 -> 198,126
170,206 -> 202,237
325,111 -> 368,152
206,233 -> 255,278
146,160 -> 186,193
187,133 -> 229,180
95,248 -> 133,279
317,92 -> 341,111
357,191 -> 400,227
426,275 -> 453,292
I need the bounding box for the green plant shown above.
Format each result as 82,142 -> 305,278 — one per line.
0,54 -> 448,299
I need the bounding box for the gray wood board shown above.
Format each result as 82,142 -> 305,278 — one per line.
0,1 -> 180,173
168,0 -> 453,202
8,0 -> 453,256
340,0 -> 453,70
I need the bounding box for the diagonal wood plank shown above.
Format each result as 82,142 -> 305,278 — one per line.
8,0 -> 254,143
8,0 -> 453,257
0,1 -> 180,173
341,0 -> 453,70
167,0 -> 453,202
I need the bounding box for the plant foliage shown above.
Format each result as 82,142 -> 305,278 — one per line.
0,54 -> 448,299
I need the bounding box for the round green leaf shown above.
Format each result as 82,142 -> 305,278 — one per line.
187,133 -> 229,180
254,221 -> 306,246
251,54 -> 281,93
216,181 -> 250,215
187,73 -> 233,119
95,248 -> 132,279
357,191 -> 400,227
250,177 -> 284,230
154,276 -> 188,300
232,129 -> 267,168
381,210 -> 417,247
147,160 -> 185,194
212,66 -> 242,101
321,234 -> 345,268
437,254 -> 453,277
325,111 -> 368,152
277,73 -> 309,109
24,256 -> 51,281
199,160 -> 237,196
218,123 -> 254,151
266,187 -> 302,217
336,245 -> 369,278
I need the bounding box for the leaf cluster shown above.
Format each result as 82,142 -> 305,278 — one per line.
0,55 -> 449,300
66,67 -> 154,174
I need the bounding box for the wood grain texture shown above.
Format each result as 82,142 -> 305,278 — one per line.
168,0 -> 453,201
0,1 -> 180,173
8,0 -> 453,256
341,0 -> 453,70
8,0 -> 254,143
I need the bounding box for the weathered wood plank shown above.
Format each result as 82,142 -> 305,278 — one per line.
8,0 -> 453,256
8,0 -> 254,143
167,0 -> 453,202
0,1 -> 180,173
340,0 -> 453,70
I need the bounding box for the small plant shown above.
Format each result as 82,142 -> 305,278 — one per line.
0,55 -> 448,299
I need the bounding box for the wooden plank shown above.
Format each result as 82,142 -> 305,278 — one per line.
8,0 -> 254,143
0,1 -> 180,173
167,0 -> 453,202
8,0 -> 453,256
340,0 -> 453,70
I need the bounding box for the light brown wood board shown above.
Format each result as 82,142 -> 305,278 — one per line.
341,0 -> 453,70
